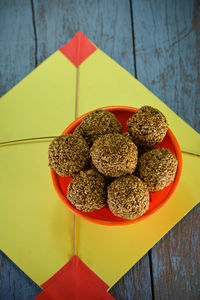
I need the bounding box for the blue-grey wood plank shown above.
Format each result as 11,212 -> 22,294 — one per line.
110,254 -> 152,300
151,206 -> 200,300
0,1 -> 42,299
33,0 -> 135,75
132,0 -> 200,299
0,251 -> 41,300
0,0 -> 35,97
132,0 -> 200,133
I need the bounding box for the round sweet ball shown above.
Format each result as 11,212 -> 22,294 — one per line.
127,106 -> 168,148
107,175 -> 150,220
90,133 -> 138,177
137,147 -> 178,192
48,134 -> 90,177
74,110 -> 122,146
67,169 -> 107,212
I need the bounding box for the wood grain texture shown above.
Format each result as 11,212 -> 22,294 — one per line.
151,205 -> 200,300
0,1 -> 41,298
33,0 -> 135,74
132,0 -> 200,133
0,0 -> 35,97
0,251 -> 41,300
132,0 -> 200,299
109,254 -> 152,300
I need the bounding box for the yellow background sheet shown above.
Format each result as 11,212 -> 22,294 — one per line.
0,45 -> 199,287
0,51 -> 76,142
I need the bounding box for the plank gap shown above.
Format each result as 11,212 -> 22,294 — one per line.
30,0 -> 38,67
129,0 -> 137,78
148,250 -> 155,300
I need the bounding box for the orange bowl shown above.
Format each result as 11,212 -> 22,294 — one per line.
51,106 -> 182,226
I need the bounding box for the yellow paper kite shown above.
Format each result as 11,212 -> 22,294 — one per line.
0,32 -> 199,299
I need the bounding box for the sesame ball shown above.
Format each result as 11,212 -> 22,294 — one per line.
67,169 -> 107,212
90,133 -> 138,177
107,175 -> 150,219
127,106 -> 168,148
74,110 -> 122,145
48,134 -> 90,177
136,147 -> 178,192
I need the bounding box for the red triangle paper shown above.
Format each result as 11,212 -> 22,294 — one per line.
59,31 -> 97,67
34,255 -> 115,300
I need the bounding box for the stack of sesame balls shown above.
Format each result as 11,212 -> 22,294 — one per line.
48,106 -> 178,220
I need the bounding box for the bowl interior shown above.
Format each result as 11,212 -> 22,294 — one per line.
51,107 -> 182,225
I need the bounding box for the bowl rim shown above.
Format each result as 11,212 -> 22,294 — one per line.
51,106 -> 183,226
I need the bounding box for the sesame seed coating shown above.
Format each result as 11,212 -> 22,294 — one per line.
136,147 -> 178,192
123,132 -> 152,154
67,169 -> 107,212
107,175 -> 150,219
90,133 -> 138,177
48,134 -> 90,177
74,110 -> 122,146
127,106 -> 168,148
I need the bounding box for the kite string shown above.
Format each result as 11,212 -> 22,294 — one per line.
73,65 -> 79,256
73,214 -> 76,255
0,137 -> 199,159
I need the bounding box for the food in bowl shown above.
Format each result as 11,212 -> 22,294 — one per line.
127,106 -> 168,149
48,134 -> 90,177
49,105 -> 179,221
107,175 -> 150,219
136,147 -> 178,192
74,109 -> 122,145
90,133 -> 138,177
67,169 -> 107,212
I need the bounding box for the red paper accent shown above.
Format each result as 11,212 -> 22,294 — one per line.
34,255 -> 115,300
59,32 -> 97,67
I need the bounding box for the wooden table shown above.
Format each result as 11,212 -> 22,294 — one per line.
0,1 -> 199,299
